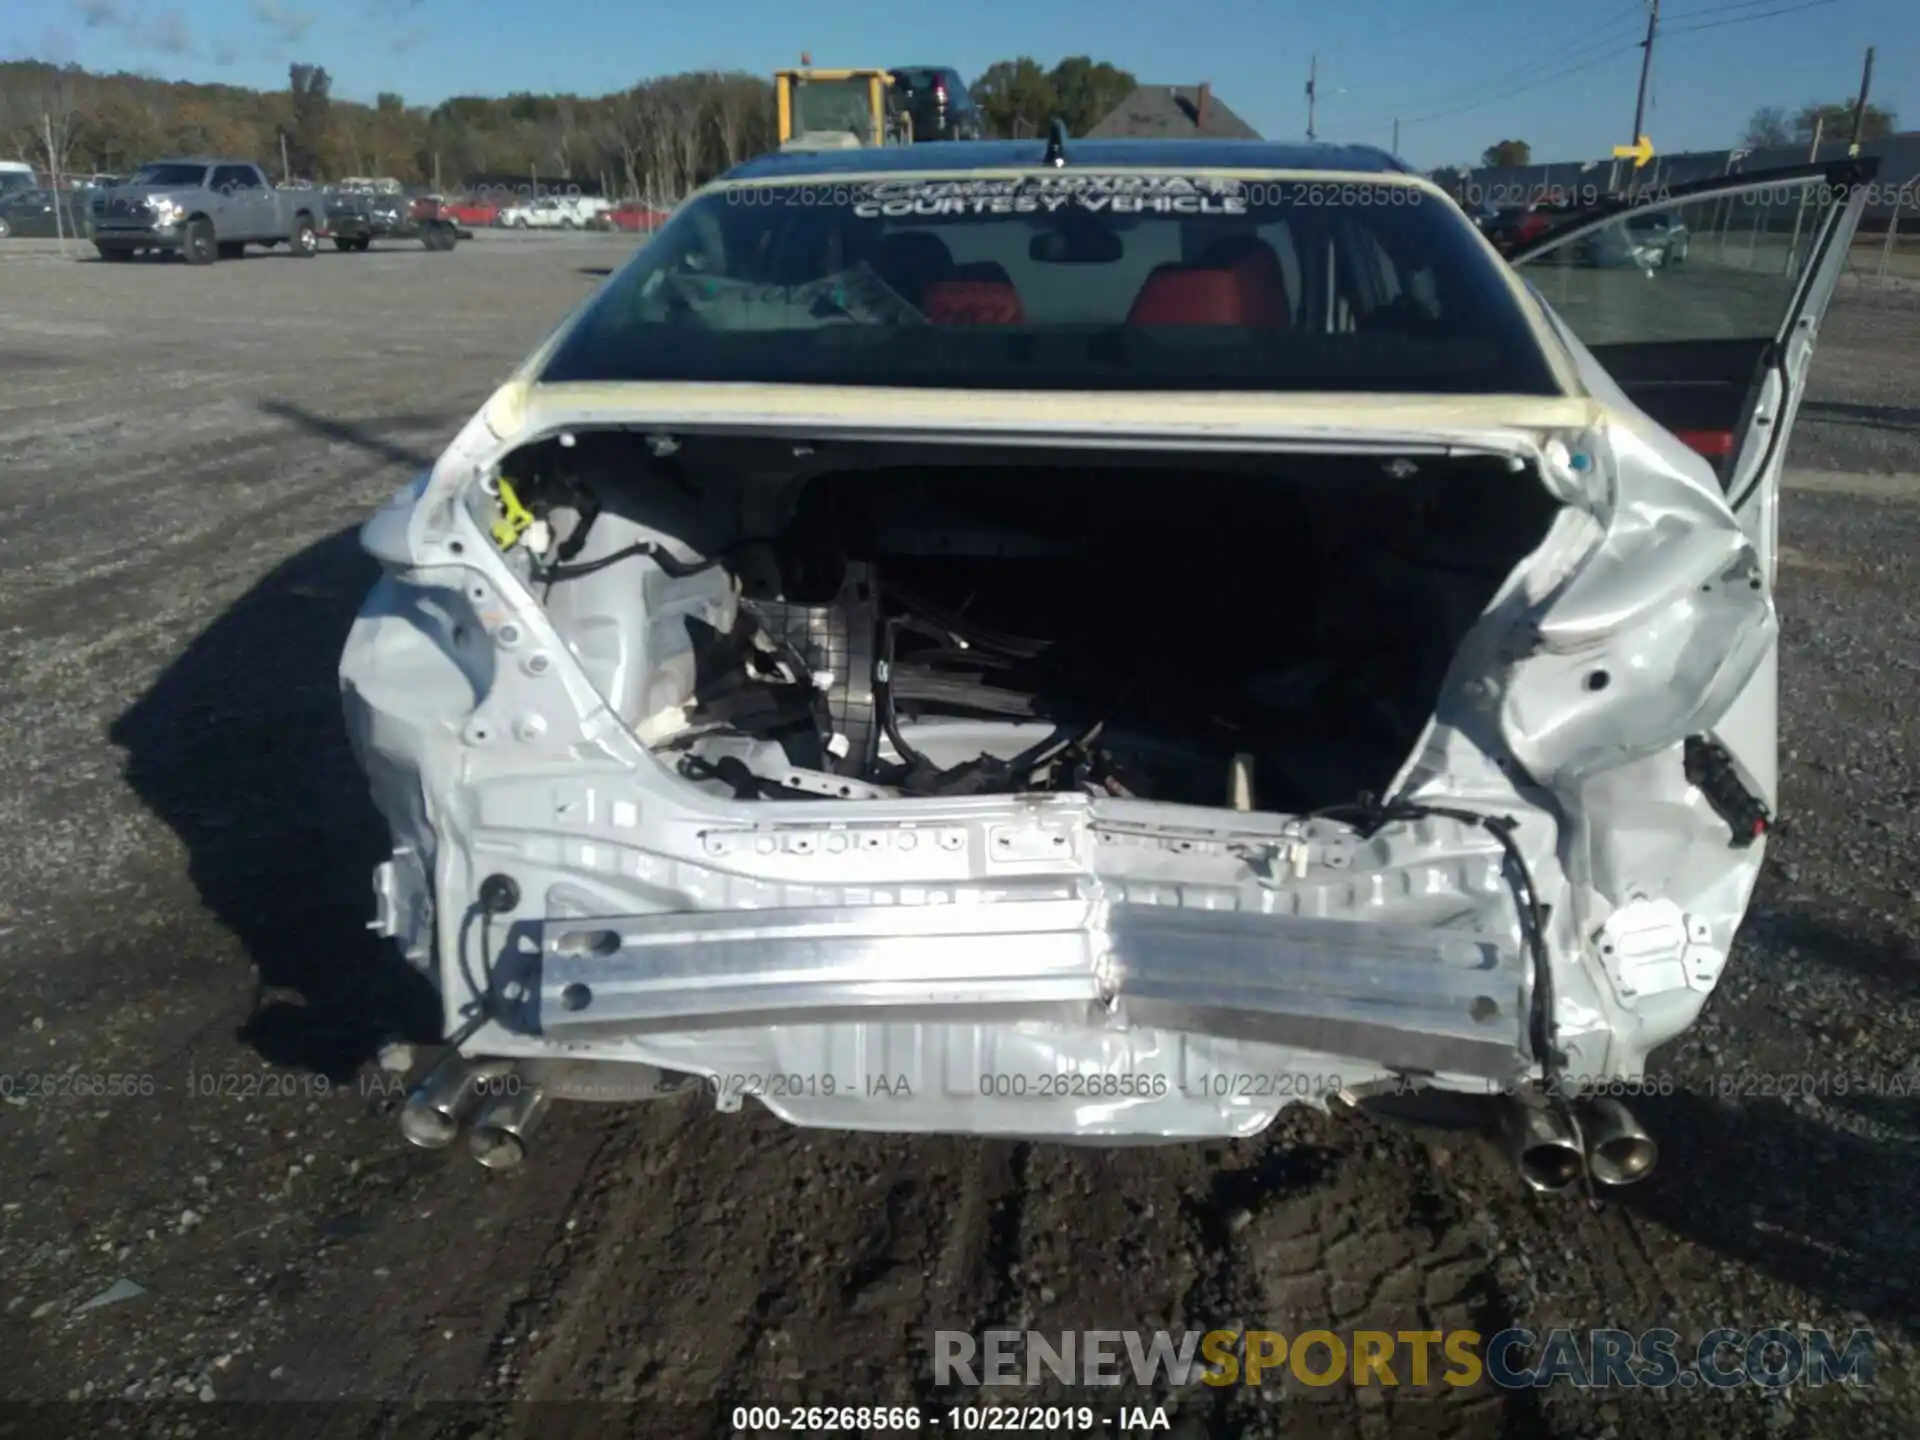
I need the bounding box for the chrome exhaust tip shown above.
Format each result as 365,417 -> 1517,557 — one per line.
1507,1097 -> 1587,1194
398,1052 -> 487,1150
468,1082 -> 549,1170
1580,1096 -> 1658,1186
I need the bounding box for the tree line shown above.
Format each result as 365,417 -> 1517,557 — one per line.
0,59 -> 781,200
1742,98 -> 1898,149
0,55 -> 1143,200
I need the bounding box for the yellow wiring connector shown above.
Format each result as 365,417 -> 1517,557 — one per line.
490,476 -> 535,549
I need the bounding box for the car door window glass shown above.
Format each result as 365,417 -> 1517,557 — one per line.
1516,179 -> 1845,346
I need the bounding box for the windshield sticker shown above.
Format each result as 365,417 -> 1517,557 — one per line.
849,175 -> 1250,218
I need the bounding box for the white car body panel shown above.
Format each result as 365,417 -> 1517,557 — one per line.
338,157 -> 1872,1146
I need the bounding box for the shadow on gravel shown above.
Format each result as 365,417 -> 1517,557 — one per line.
1744,904 -> 1920,1000
111,514 -> 440,1083
1373,1080 -> 1920,1332
577,266 -> 614,277
1615,1089 -> 1920,1332
258,398 -> 457,471
1802,399 -> 1920,434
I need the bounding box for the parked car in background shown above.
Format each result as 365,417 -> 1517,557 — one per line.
0,160 -> 38,203
1482,200 -> 1586,256
1460,195 -> 1501,235
1625,208 -> 1690,265
495,196 -> 601,228
0,186 -> 92,239
325,178 -> 464,252
90,158 -> 323,262
340,139 -> 1874,1189
592,201 -> 672,233
889,66 -> 983,140
442,198 -> 502,228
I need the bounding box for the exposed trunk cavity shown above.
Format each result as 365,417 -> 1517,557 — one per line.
490,433 -> 1562,812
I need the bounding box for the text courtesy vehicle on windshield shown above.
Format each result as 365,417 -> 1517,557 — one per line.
337,141 -> 1875,1188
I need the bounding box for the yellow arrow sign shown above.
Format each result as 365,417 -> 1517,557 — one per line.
1613,135 -> 1654,168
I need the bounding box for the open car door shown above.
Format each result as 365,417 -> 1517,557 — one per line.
1510,158 -> 1876,573
1509,158 -> 1875,822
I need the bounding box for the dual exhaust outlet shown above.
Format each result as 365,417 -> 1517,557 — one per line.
1510,1093 -> 1658,1194
400,1050 -> 1654,1189
398,1053 -> 548,1170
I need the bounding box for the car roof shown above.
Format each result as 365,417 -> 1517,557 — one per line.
721,138 -> 1414,183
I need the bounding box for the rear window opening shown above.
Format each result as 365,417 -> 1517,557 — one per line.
538,173 -> 1562,395
487,432 -> 1564,813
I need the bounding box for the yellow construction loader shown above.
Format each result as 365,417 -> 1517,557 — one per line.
774,64 -> 914,150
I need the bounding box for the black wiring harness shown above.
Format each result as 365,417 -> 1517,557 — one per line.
1311,791 -> 1599,1207
1311,791 -> 1562,1087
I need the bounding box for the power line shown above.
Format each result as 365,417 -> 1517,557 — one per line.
1663,0 -> 1841,37
1400,43 -> 1643,128
1344,0 -> 1844,151
1340,3 -> 1646,137
1664,0 -> 1809,19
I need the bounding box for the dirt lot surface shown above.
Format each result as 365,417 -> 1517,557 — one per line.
0,235 -> 1916,1440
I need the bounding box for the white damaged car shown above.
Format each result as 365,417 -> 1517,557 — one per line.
339,140 -> 1874,1186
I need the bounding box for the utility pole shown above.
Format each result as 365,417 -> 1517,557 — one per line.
44,113 -> 66,250
1306,56 -> 1317,141
1628,0 -> 1660,188
1391,118 -> 1400,154
1846,45 -> 1875,154
279,130 -> 290,182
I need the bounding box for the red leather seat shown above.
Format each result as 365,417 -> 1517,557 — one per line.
922,263 -> 1025,325
1202,237 -> 1292,328
1125,264 -> 1247,325
1126,238 -> 1292,328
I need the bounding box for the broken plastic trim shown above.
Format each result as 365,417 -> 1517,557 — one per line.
1683,735 -> 1771,847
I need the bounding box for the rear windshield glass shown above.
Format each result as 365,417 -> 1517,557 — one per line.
128,163 -> 208,187
794,81 -> 876,136
539,172 -> 1562,395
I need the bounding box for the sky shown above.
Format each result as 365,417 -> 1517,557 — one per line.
2,0 -> 1912,171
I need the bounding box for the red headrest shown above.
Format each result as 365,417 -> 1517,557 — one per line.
1211,243 -> 1291,328
922,279 -> 1024,325
1126,265 -> 1247,325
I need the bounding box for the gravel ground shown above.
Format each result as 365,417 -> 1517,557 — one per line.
0,236 -> 1915,1440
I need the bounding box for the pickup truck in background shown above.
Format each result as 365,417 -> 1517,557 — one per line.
494,195 -> 609,229
324,178 -> 465,252
90,157 -> 323,262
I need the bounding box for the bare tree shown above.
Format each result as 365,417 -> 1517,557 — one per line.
670,88 -> 706,199
602,92 -> 647,199
3,69 -> 89,178
709,72 -> 753,170
632,83 -> 680,205
551,97 -> 577,179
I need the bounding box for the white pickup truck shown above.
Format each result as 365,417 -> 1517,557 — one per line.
494,195 -> 610,229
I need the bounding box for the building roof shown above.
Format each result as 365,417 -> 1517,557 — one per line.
724,137 -> 1407,182
1084,85 -> 1261,141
